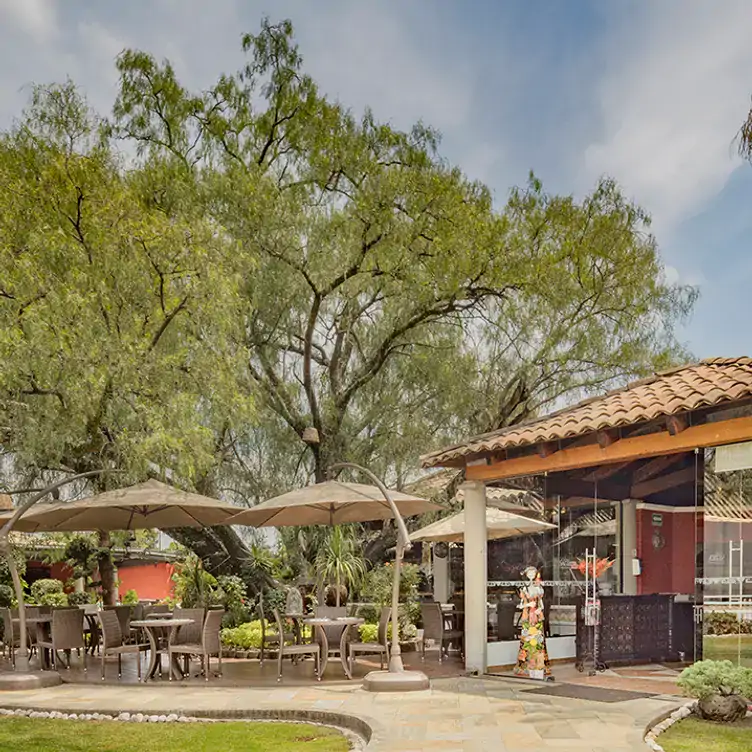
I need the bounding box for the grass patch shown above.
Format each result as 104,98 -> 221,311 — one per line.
659,717 -> 752,752
703,635 -> 752,666
0,717 -> 349,752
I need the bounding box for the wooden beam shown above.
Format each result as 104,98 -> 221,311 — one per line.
631,454 -> 685,484
545,477 -> 628,502
597,429 -> 619,448
543,496 -> 608,510
582,461 -> 633,482
465,414 -> 752,482
538,441 -> 557,458
666,413 -> 688,436
631,465 -> 696,499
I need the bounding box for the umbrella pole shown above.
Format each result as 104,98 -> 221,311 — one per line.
328,462 -> 429,692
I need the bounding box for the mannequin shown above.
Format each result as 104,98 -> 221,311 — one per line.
513,566 -> 551,680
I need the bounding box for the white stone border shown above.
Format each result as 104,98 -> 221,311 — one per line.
643,702 -> 696,752
0,708 -> 363,749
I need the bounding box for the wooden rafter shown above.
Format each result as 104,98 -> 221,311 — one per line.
582,461 -> 633,482
630,465 -> 696,499
631,454 -> 686,485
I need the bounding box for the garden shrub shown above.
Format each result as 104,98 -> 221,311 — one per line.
29,579 -> 68,607
67,591 -> 95,606
678,660 -> 752,700
358,621 -> 417,643
122,589 -> 139,605
0,583 -> 14,609
221,620 -> 265,650
216,575 -> 249,628
703,611 -> 752,635
360,563 -> 421,632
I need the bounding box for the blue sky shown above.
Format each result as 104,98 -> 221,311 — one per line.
1,0 -> 750,359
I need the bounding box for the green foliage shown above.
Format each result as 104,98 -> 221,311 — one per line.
172,555 -> 220,609
221,620 -> 265,650
62,535 -> 99,580
704,611 -> 752,635
67,590 -> 95,606
29,578 -> 68,607
122,589 -> 139,606
315,526 -> 366,607
216,575 -> 249,628
0,546 -> 26,588
259,587 -> 287,619
677,660 -> 752,700
360,562 -> 421,629
358,621 -> 417,643
0,584 -> 14,608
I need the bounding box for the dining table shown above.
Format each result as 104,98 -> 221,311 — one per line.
302,616 -> 364,679
129,618 -> 195,681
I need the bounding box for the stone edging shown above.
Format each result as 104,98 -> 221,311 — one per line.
0,707 -> 374,750
643,702 -> 695,752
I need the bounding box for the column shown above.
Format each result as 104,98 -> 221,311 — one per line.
433,546 -> 450,603
621,499 -> 638,595
462,480 -> 487,673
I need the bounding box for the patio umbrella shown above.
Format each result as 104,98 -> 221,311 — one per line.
228,480 -> 439,527
1,479 -> 242,533
409,507 -> 555,544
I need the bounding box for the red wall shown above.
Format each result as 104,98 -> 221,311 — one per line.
636,508 -> 701,595
116,562 -> 175,602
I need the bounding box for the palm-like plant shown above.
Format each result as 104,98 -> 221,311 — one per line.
315,525 -> 367,607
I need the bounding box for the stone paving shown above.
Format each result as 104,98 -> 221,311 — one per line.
0,674 -> 680,751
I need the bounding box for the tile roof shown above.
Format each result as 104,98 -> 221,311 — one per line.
422,357 -> 752,467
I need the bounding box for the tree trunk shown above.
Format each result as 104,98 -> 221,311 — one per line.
97,530 -> 116,605
336,570 -> 341,608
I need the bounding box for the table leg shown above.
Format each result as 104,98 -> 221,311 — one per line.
340,625 -> 353,680
168,625 -> 184,681
315,625 -> 329,677
143,628 -> 159,680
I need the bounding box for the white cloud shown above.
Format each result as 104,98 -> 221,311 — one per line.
0,0 -> 58,42
584,1 -> 752,236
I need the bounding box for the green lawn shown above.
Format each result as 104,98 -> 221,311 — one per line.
703,635 -> 752,666
660,717 -> 752,752
0,717 -> 349,752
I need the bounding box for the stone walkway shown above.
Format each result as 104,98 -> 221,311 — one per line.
0,675 -> 680,751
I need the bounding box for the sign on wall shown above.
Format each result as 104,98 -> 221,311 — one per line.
714,441 -> 752,473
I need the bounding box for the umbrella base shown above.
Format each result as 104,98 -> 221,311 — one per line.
0,671 -> 62,691
362,669 -> 430,692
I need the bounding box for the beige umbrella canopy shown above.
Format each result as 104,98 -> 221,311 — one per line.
409,507 -> 555,544
229,480 -> 439,527
1,479 -> 241,532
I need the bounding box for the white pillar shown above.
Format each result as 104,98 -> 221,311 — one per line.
621,499 -> 638,595
462,480 -> 487,674
433,546 -> 450,603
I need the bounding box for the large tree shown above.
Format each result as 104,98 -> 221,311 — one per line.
110,20 -> 695,483
1,19 -> 696,581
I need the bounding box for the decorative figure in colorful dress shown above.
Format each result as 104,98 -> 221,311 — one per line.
513,566 -> 551,680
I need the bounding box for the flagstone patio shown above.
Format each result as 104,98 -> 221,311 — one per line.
0,672 -> 679,751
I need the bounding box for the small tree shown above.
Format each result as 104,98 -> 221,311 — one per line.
315,526 -> 366,608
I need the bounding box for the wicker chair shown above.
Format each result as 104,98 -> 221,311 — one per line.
420,602 -> 463,662
97,609 -> 149,681
169,607 -> 205,676
143,603 -> 170,619
2,608 -> 21,666
37,608 -> 86,671
271,609 -> 320,683
104,606 -> 132,643
257,601 -> 295,665
314,606 -> 348,660
348,606 -> 390,674
168,609 -> 224,682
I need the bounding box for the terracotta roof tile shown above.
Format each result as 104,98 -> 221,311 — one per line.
421,357 -> 752,467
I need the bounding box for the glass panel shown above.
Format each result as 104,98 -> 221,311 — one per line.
703,448 -> 752,667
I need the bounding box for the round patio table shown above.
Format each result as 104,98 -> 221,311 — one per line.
303,616 -> 364,679
130,618 -> 194,680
